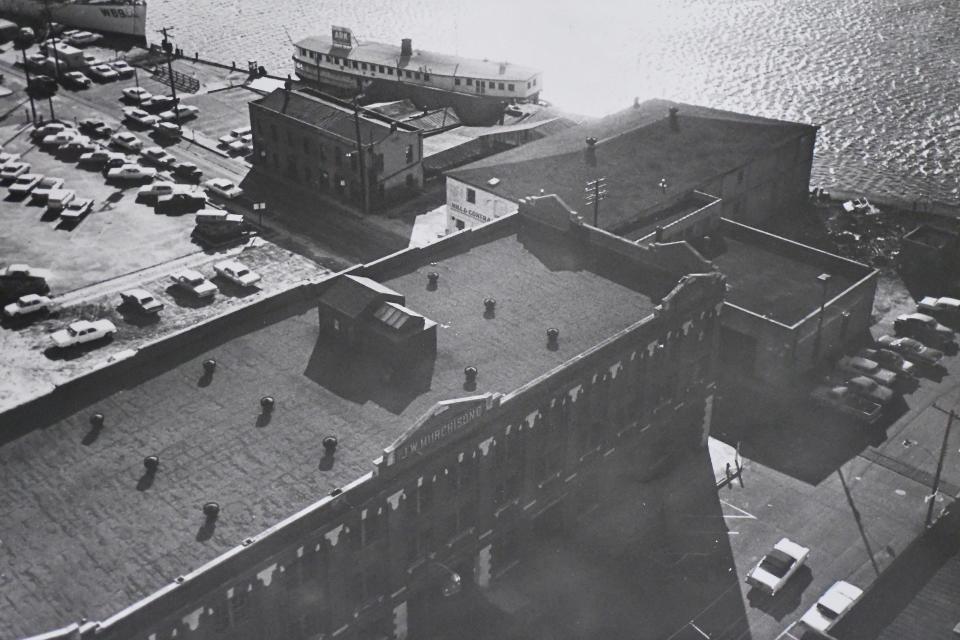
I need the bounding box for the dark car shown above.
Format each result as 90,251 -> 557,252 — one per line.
172,160 -> 202,182
27,74 -> 57,97
78,118 -> 105,135
893,313 -> 954,349
155,191 -> 206,215
141,95 -> 176,113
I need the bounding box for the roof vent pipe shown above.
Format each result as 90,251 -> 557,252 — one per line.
427,272 -> 440,290
547,327 -> 560,347
464,366 -> 478,384
668,107 -> 679,131
401,38 -> 412,57
585,137 -> 597,148
203,502 -> 221,519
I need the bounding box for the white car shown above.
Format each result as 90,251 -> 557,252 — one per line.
836,356 -> 897,387
122,86 -> 153,103
3,293 -> 54,318
88,63 -> 119,82
61,197 -> 94,221
137,181 -> 185,201
169,269 -> 217,299
107,164 -> 157,181
1,161 -> 30,181
66,31 -> 100,47
110,132 -> 143,152
0,151 -> 22,167
47,188 -> 76,211
142,146 -> 176,167
203,178 -> 243,199
158,104 -> 199,122
745,538 -> 810,595
122,107 -> 161,128
50,319 -> 116,348
9,173 -> 44,196
63,70 -> 92,88
800,580 -> 863,636
41,130 -> 79,148
30,177 -> 65,203
214,260 -> 261,287
110,60 -> 135,78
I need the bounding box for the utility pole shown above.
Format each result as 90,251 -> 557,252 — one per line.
352,97 -> 370,215
584,177 -> 607,227
157,27 -> 181,132
15,30 -> 37,124
926,409 -> 955,528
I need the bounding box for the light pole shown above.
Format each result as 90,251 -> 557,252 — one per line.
157,27 -> 181,132
14,30 -> 37,124
812,272 -> 832,361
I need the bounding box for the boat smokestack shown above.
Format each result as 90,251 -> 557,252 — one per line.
401,38 -> 412,57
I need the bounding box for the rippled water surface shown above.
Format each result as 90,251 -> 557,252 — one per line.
152,0 -> 959,204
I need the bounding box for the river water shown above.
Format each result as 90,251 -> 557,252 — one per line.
151,0 -> 959,205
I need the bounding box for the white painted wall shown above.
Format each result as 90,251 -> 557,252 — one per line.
445,178 -> 518,233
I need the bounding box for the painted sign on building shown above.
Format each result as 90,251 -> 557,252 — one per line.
449,201 -> 491,224
381,393 -> 501,469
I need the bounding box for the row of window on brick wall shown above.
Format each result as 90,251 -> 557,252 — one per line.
254,123 -> 415,169
296,47 -> 538,93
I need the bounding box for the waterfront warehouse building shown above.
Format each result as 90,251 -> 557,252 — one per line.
5,196 -> 725,640
293,26 -> 543,126
249,87 -> 424,210
444,99 -> 818,233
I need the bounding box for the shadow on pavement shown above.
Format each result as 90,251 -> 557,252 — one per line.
747,565 -> 813,621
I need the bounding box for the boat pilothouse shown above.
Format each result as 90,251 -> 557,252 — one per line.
293,26 -> 542,113
0,0 -> 146,37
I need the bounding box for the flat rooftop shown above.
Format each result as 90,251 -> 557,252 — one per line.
0,229 -> 658,636
712,236 -> 858,326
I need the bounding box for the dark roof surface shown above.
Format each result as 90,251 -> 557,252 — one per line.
446,99 -> 815,231
0,233 -> 658,637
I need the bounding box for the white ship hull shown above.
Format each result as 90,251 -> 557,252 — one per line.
0,0 -> 146,37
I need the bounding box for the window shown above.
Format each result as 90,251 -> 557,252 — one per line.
424,73 -> 430,81
351,60 -> 359,69
455,219 -> 465,231
466,188 -> 476,204
362,510 -> 383,546
488,81 -> 495,88
533,78 -> 537,86
454,78 -> 461,86
387,67 -> 393,75
349,152 -> 357,172
415,480 -> 433,513
405,144 -> 414,164
408,527 -> 433,564
378,65 -> 385,73
527,81 -> 530,89
405,70 -> 412,78
414,72 -> 421,80
508,83 -> 515,91
361,62 -> 367,70
466,78 -> 473,86
498,82 -> 504,90
333,318 -> 340,331
318,144 -> 325,161
348,566 -> 384,605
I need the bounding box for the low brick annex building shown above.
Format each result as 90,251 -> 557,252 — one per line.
6,197 -> 725,640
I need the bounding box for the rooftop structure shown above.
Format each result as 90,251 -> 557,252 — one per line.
444,99 -> 817,233
0,196 -> 717,638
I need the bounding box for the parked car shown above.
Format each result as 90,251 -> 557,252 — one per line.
31,122 -> 71,141
61,197 -> 93,222
78,118 -> 106,135
102,155 -> 134,174
119,288 -> 163,314
110,131 -> 143,152
50,319 -> 116,348
61,70 -> 91,89
1,161 -> 31,182
9,173 -> 44,196
214,260 -> 261,287
916,296 -> 960,326
46,188 -> 76,211
106,164 -> 156,181
893,312 -> 954,349
152,121 -> 181,140
845,375 -> 895,406
811,384 -> 882,424
122,106 -> 161,128
0,151 -> 21,166
142,94 -> 175,113
172,160 -> 202,181
79,149 -> 126,168
155,190 -> 206,214
141,145 -> 176,167
66,31 -> 101,47
30,176 -> 65,203
858,348 -> 916,380
88,63 -> 119,82
158,104 -> 199,122
218,126 -> 251,147
27,74 -> 57,96
3,293 -> 54,318
169,269 -> 217,299
80,52 -> 99,67
122,86 -> 152,103
40,129 -> 78,148
110,60 -> 135,78
745,538 -> 810,595
836,356 -> 897,387
58,137 -> 98,157
876,335 -> 944,367
800,581 -> 863,636
136,181 -> 185,203
203,177 -> 243,199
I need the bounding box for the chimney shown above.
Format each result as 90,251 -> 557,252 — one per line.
401,38 -> 412,57
499,62 -> 506,75
633,96 -> 639,109
668,107 -> 679,131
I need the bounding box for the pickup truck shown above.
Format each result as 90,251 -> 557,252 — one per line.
50,319 -> 116,348
811,384 -> 883,424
